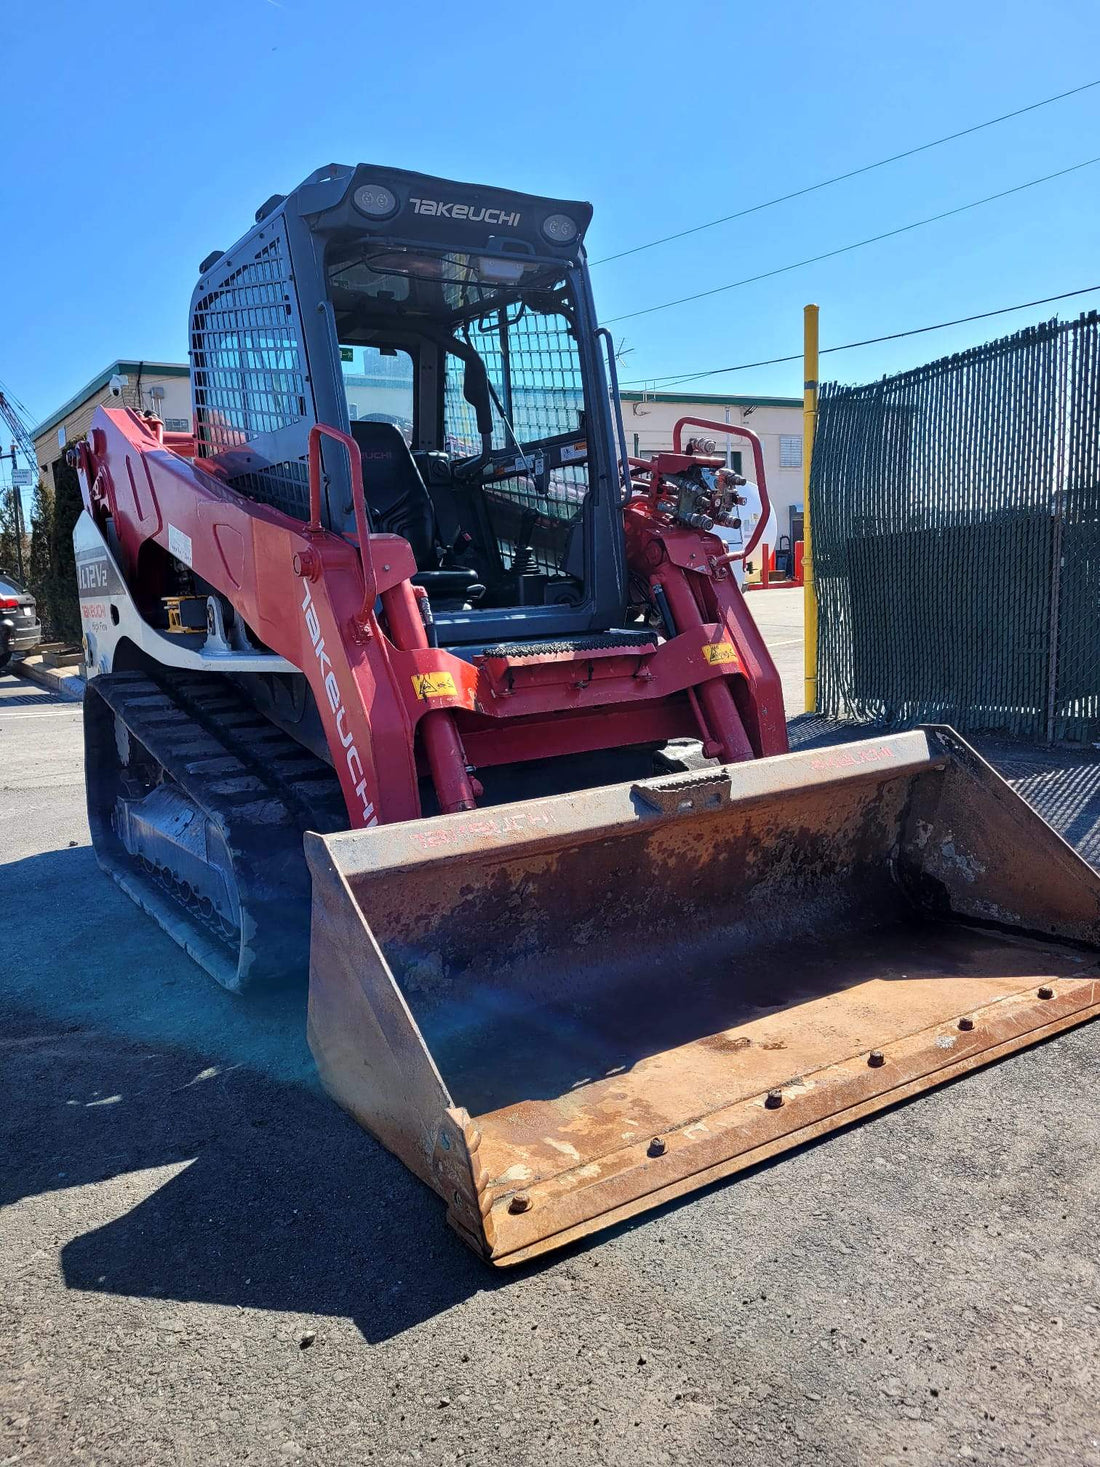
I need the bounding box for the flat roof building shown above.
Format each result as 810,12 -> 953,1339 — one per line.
32,360 -> 192,486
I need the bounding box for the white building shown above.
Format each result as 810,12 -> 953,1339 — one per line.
619,389 -> 805,544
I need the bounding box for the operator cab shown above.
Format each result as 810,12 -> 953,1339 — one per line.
189,164 -> 628,647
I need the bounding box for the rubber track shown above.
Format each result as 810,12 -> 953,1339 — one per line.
84,670 -> 347,992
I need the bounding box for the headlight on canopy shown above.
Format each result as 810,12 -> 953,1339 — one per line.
541,213 -> 579,244
353,184 -> 399,219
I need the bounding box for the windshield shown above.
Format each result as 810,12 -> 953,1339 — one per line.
326,240 -> 594,598
440,299 -> 587,576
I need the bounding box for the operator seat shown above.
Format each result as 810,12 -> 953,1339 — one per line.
349,419 -> 436,567
349,419 -> 478,599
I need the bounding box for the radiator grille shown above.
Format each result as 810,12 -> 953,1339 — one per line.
230,460 -> 311,521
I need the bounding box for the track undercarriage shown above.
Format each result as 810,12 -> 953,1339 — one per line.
84,672 -> 347,991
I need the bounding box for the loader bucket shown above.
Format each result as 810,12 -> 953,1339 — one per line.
305,728 -> 1100,1265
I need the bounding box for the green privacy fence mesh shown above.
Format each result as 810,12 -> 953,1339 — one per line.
811,312 -> 1100,743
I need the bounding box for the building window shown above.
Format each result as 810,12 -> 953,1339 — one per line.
163,417 -> 190,432
779,434 -> 803,468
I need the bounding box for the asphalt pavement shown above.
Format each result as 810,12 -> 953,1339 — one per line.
3,609 -> 1100,1467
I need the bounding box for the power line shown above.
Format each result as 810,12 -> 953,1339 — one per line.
591,78 -> 1100,267
0,378 -> 40,429
605,157 -> 1100,326
621,285 -> 1100,391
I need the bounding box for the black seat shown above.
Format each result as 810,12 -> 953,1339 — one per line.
349,419 -> 478,600
350,420 -> 437,568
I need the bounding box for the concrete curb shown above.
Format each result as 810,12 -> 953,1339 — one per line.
13,656 -> 86,701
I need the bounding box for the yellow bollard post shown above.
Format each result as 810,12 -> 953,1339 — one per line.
802,304 -> 819,714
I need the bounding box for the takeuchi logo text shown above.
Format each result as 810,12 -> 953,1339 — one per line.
300,579 -> 378,827
409,198 -> 521,226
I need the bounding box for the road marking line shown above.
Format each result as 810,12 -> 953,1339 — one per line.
0,707 -> 82,719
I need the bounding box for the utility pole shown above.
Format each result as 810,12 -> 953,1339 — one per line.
802,304 -> 819,715
0,388 -> 40,584
7,442 -> 27,582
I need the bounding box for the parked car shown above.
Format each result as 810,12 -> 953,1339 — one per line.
0,570 -> 43,669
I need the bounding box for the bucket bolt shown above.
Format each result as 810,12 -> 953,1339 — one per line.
765,1089 -> 784,1110
508,1192 -> 532,1215
647,1137 -> 667,1157
958,1016 -> 975,1032
1037,986 -> 1054,1000
868,1050 -> 886,1068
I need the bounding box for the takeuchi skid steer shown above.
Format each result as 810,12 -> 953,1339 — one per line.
74,164 -> 1100,1264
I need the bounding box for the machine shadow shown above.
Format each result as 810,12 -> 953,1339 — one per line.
6,995 -> 503,1343
1,847 -> 503,1343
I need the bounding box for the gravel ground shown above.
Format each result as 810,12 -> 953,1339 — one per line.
3,656 -> 1100,1467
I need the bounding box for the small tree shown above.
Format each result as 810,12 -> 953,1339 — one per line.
28,477 -> 61,640
46,454 -> 83,643
0,486 -> 29,583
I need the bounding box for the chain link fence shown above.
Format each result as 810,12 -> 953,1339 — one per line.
811,311 -> 1100,743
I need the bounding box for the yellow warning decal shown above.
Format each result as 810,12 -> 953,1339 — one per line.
703,641 -> 737,665
412,671 -> 458,700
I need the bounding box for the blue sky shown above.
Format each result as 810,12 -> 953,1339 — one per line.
3,0 -> 1099,434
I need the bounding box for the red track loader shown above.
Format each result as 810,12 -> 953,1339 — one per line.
74,164 -> 1100,1264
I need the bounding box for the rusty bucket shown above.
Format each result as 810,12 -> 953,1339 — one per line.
306,729 -> 1100,1265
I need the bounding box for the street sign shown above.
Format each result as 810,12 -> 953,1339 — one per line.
11,468 -> 34,487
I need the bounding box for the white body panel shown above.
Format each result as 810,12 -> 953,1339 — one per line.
74,510 -> 297,679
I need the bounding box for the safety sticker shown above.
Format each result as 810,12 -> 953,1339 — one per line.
560,441 -> 587,463
168,523 -> 193,567
412,671 -> 458,700
703,642 -> 737,665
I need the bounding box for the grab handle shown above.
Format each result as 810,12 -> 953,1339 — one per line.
308,422 -> 377,619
